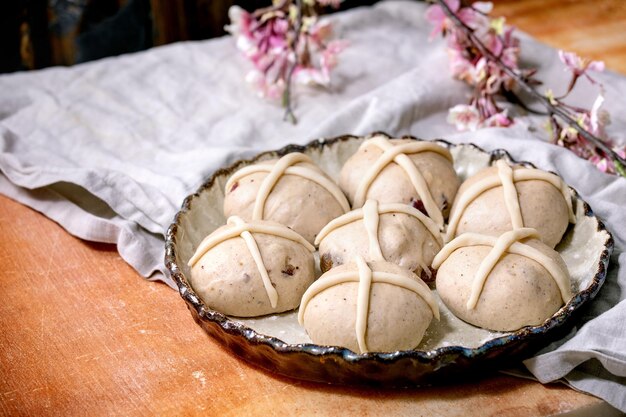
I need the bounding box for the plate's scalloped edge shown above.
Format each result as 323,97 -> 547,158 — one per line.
164,132 -> 614,386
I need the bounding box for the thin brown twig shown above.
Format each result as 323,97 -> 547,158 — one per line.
283,0 -> 303,124
436,0 -> 626,169
502,90 -> 548,116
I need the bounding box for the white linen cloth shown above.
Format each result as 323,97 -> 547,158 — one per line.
0,1 -> 624,411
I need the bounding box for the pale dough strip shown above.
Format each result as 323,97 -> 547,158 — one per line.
445,165 -> 576,242
189,217 -> 314,267
467,228 -> 538,309
239,228 -> 279,308
298,258 -> 439,354
314,201 -> 442,246
362,200 -> 385,261
432,230 -> 572,308
496,160 -> 524,230
188,216 -> 284,308
224,153 -> 350,219
353,137 -> 452,230
188,216 -> 314,306
355,256 -> 373,353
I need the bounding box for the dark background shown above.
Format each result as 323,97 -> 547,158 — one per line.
0,0 -> 378,74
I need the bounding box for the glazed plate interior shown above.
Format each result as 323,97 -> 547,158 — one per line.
165,134 -> 612,386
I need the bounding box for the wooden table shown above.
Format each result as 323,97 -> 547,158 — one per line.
1,1 -> 625,415
494,0 -> 626,74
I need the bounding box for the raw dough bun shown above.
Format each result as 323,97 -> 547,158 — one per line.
318,211 -> 441,279
224,157 -> 346,243
190,221 -> 315,317
339,138 -> 459,219
301,261 -> 435,353
436,239 -> 568,331
449,165 -> 570,248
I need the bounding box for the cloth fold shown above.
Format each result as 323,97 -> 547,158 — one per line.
1,0 -> 625,411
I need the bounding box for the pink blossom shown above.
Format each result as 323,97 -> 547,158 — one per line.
294,68 -> 326,86
246,70 -> 286,100
474,96 -> 513,127
472,2 -> 493,14
472,19 -> 519,67
590,94 -> 610,136
590,155 -> 609,173
569,94 -> 611,143
308,19 -> 333,45
476,96 -> 498,117
458,6 -> 487,30
447,104 -> 482,131
224,6 -> 250,37
559,50 -> 605,75
252,16 -> 289,58
449,52 -> 486,84
294,25 -> 348,87
558,50 -> 605,85
476,28 -> 503,56
426,0 -> 483,40
226,6 -> 257,57
558,125 -> 580,145
447,49 -> 468,79
425,0 -> 458,40
226,6 -> 291,71
319,40 -> 349,81
294,41 -> 348,87
428,0 -> 520,93
227,5 -> 345,102
586,149 -> 622,175
485,64 -> 515,93
485,70 -> 503,94
483,110 -> 513,128
500,45 -> 519,69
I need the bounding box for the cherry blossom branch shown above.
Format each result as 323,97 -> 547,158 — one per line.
501,90 -> 548,116
435,0 -> 626,173
226,1 -> 346,124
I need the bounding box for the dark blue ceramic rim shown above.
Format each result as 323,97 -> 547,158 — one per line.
164,132 -> 614,386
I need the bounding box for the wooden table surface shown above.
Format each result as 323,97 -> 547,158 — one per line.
1,1 -> 625,416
